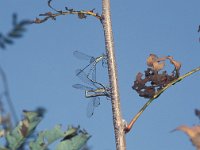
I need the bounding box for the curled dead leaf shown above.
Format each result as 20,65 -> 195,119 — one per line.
152,62 -> 165,71
167,56 -> 181,71
136,72 -> 143,82
133,54 -> 181,98
147,54 -> 158,67
175,125 -> 200,149
20,121 -> 29,137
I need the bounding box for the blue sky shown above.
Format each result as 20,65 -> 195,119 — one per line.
0,0 -> 200,149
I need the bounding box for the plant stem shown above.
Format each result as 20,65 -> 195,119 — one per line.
101,0 -> 126,149
0,65 -> 18,124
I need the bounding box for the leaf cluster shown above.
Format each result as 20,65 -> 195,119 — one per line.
132,54 -> 181,98
0,110 -> 90,150
0,14 -> 31,49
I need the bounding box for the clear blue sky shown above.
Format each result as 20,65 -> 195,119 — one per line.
0,0 -> 200,149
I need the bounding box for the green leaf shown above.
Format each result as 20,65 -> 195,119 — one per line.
0,146 -> 9,150
56,130 -> 91,150
8,31 -> 23,38
43,124 -> 64,144
14,25 -> 26,32
3,37 -> 13,44
5,110 -> 41,149
64,125 -> 79,138
29,124 -> 64,150
0,42 -> 5,49
30,125 -> 90,150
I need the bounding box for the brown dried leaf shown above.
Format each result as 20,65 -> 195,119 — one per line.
147,54 -> 158,67
139,86 -> 155,98
136,72 -> 143,82
152,62 -> 165,71
133,54 -> 181,99
175,125 -> 200,149
34,18 -> 42,24
0,130 -> 5,137
78,12 -> 87,19
20,120 -> 29,137
167,56 -> 181,71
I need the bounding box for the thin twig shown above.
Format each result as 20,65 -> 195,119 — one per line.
102,0 -> 126,150
125,66 -> 200,133
0,65 -> 18,124
32,0 -> 101,24
33,10 -> 102,24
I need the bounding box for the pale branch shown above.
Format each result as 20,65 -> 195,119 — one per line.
102,0 -> 126,150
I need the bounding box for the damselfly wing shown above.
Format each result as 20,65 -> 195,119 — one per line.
72,83 -> 100,117
73,51 -> 107,80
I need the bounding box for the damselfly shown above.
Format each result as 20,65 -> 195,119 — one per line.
73,51 -> 107,81
73,69 -> 110,117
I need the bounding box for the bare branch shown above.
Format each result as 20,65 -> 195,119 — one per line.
102,0 -> 126,150
32,0 -> 102,24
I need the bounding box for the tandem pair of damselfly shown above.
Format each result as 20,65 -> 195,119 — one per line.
72,51 -> 110,117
